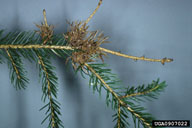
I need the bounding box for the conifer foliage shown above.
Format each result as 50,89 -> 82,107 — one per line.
0,0 -> 173,128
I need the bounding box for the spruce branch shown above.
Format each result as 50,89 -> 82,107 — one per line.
0,0 -> 174,127
35,50 -> 64,128
84,63 -> 153,128
4,48 -> 29,90
0,44 -> 173,65
120,79 -> 167,101
5,49 -> 21,79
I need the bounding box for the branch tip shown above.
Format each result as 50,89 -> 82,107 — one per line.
43,9 -> 48,27
82,0 -> 102,29
99,47 -> 173,65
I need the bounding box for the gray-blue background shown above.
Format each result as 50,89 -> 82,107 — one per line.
0,0 -> 191,128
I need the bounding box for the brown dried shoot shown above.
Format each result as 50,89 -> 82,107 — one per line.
35,9 -> 54,45
64,21 -> 109,69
